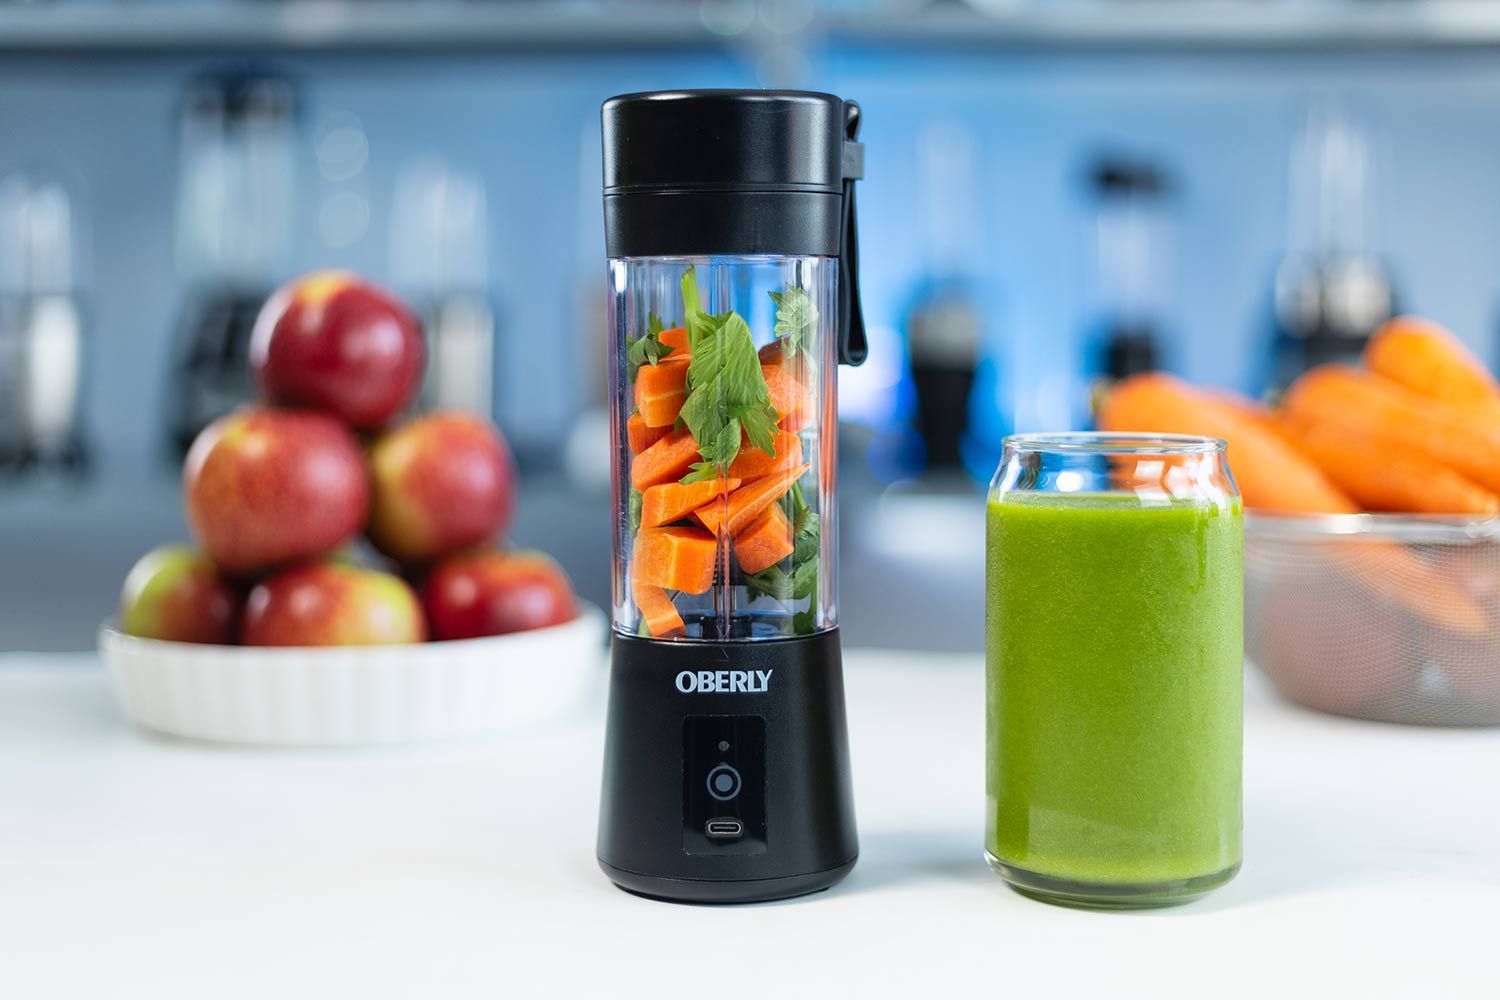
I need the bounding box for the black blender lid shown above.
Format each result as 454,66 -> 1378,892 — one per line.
601,88 -> 867,366
603,90 -> 848,197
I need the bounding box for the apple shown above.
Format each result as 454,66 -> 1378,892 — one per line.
366,412 -> 516,563
241,562 -> 426,646
421,549 -> 578,640
249,270 -> 425,429
118,545 -> 238,644
184,407 -> 370,574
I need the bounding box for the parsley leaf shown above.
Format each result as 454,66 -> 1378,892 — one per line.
676,269 -> 778,480
770,286 -> 818,354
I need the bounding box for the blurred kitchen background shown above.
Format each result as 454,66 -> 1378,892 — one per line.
3,0 -> 1498,653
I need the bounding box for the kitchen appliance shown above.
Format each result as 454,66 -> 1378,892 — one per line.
906,120 -> 982,477
1267,105 -> 1394,393
0,168 -> 87,476
1082,155 -> 1173,426
596,90 -> 865,903
167,69 -> 298,457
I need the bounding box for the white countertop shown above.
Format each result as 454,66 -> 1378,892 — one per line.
2,649 -> 1496,999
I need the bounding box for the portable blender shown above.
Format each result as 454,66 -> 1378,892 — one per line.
596,90 -> 865,903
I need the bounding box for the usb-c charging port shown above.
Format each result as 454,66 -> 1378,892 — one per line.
705,818 -> 744,839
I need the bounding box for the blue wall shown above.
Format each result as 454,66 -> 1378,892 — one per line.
3,45 -> 1499,489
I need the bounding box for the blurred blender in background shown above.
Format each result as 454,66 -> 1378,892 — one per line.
166,69 -> 299,458
903,118 -> 991,486
1267,101 -> 1394,395
0,168 -> 88,478
389,157 -> 496,422
1080,153 -> 1175,428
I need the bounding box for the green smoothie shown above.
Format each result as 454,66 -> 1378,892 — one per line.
985,491 -> 1243,905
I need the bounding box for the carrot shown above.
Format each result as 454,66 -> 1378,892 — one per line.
641,478 -> 741,528
1099,373 -> 1355,514
727,429 -> 804,480
763,365 -> 811,431
627,411 -> 668,456
696,464 -> 809,537
734,504 -> 795,574
1282,365 -> 1500,495
631,429 -> 700,491
758,341 -> 807,380
660,326 -> 690,356
632,578 -> 685,638
1281,411 -> 1500,515
1365,317 -> 1500,418
635,358 -> 689,428
632,526 -> 718,595
1101,372 -> 1489,635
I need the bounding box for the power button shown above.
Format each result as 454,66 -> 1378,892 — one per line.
706,763 -> 741,801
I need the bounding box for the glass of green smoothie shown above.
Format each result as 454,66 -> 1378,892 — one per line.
986,432 -> 1243,908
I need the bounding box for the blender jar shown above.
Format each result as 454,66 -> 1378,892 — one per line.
610,256 -> 836,642
597,90 -> 865,904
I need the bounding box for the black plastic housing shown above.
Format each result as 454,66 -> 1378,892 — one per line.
597,630 -> 859,904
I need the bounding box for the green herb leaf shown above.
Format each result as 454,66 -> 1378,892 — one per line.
793,509 -> 820,564
676,269 -> 778,478
792,610 -> 817,636
626,311 -> 677,379
791,559 -> 818,600
770,286 -> 818,354
744,566 -> 792,602
628,489 -> 643,534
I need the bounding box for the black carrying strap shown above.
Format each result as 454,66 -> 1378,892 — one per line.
838,100 -> 867,367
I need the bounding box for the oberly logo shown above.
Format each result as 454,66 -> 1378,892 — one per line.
676,669 -> 773,694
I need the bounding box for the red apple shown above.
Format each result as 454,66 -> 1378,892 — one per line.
118,545 -> 238,644
249,270 -> 425,429
421,549 -> 577,640
241,562 -> 426,646
366,412 -> 516,563
184,408 -> 370,574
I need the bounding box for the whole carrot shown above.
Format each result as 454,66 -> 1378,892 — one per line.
1365,317 -> 1500,418
1099,373 -> 1355,513
1281,411 -> 1500,515
1282,365 -> 1500,495
1102,372 -> 1489,633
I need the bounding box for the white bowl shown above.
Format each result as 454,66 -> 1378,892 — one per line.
99,602 -> 608,746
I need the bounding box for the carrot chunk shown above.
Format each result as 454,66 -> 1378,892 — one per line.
631,430 -> 700,491
641,478 -> 741,528
659,326 -> 690,356
632,526 -> 719,595
627,411 -> 669,456
696,464 -> 809,538
734,503 -> 795,574
727,429 -> 803,480
763,365 -> 811,431
631,578 -> 685,638
635,358 -> 689,428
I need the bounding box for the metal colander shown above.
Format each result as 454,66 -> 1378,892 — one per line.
1247,513 -> 1500,726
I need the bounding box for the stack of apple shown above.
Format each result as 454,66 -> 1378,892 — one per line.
118,272 -> 578,647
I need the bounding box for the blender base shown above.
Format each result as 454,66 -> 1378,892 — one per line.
596,629 -> 858,904
600,857 -> 857,905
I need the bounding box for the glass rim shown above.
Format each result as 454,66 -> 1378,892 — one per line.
1002,432 -> 1227,456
